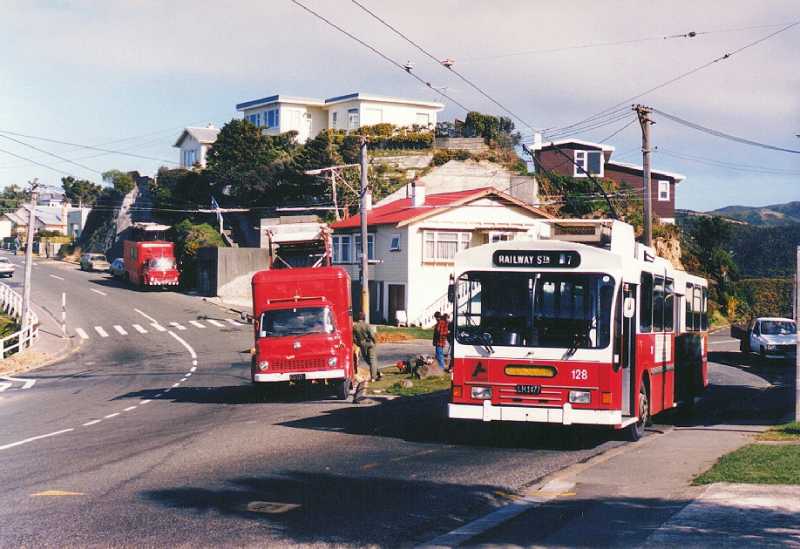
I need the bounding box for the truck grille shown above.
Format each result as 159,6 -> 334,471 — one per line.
272,358 -> 327,371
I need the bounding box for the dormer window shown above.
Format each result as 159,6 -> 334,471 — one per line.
574,150 -> 603,177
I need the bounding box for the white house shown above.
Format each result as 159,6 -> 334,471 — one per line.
330,185 -> 553,326
174,125 -> 220,169
67,207 -> 92,238
235,92 -> 444,143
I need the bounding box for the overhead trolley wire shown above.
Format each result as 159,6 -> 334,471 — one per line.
350,0 -> 539,132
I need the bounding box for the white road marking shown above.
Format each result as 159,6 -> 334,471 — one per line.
163,388 -> 171,393
89,288 -> 107,296
113,325 -> 128,336
192,360 -> 197,366
172,382 -> 180,388
206,319 -> 225,328
76,328 -> 89,340
169,322 -> 186,331
189,320 -> 205,329
104,412 -> 120,419
0,428 -> 74,452
154,393 -> 163,398
132,324 -> 148,334
168,331 -> 198,359
1,375 -> 36,389
134,308 -> 159,323
189,366 -> 197,372
185,372 -> 192,377
150,323 -> 166,332
94,326 -> 109,338
49,274 -> 64,281
180,377 -> 188,382
140,399 -> 151,405
226,318 -> 243,326
83,420 -> 101,427
123,406 -> 137,412
0,383 -> 12,393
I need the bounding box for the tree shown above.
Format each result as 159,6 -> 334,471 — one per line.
463,111 -> 516,142
170,219 -> 225,287
0,184 -> 29,209
102,170 -> 135,196
61,176 -> 103,206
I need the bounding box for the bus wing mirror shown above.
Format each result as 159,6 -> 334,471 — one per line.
623,297 -> 635,319
447,284 -> 455,303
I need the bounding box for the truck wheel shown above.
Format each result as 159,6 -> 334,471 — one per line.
336,378 -> 351,401
625,385 -> 649,442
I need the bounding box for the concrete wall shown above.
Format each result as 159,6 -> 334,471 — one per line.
434,137 -> 488,152
196,247 -> 269,298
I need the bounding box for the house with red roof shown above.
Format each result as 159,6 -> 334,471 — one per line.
330,185 -> 553,326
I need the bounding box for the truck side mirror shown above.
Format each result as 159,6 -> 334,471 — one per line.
447,284 -> 454,303
623,297 -> 635,319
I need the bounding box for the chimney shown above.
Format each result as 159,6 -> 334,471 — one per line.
411,178 -> 426,208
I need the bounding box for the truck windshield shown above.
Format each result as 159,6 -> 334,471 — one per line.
258,306 -> 335,338
148,257 -> 174,269
760,321 -> 796,335
456,271 -> 615,349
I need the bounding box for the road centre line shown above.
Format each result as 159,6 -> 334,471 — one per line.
83,420 -> 102,427
168,330 -> 198,359
104,413 -> 120,419
190,366 -> 197,372
89,288 -> 107,296
124,406 -> 137,412
49,274 -> 64,281
133,308 -> 159,323
0,428 -> 75,451
113,325 -> 128,335
140,399 -> 151,404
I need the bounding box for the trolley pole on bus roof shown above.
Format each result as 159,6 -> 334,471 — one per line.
795,245 -> 799,421
635,105 -> 654,247
359,136 -> 370,323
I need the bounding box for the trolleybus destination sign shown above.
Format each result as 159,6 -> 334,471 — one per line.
492,250 -> 581,268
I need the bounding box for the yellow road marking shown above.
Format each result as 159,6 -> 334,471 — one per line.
31,490 -> 85,497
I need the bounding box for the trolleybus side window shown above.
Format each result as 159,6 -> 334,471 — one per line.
640,273 -> 653,333
693,286 -> 702,331
685,282 -> 694,330
653,275 -> 665,332
664,278 -> 674,332
701,286 -> 709,331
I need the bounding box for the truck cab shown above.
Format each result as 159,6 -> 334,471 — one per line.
251,267 -> 354,399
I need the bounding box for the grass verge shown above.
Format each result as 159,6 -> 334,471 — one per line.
375,325 -> 433,343
367,369 -> 450,397
757,422 -> 800,442
694,444 -> 800,485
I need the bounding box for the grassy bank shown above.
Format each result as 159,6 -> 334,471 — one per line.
367,369 -> 450,397
375,325 -> 434,343
695,423 -> 800,485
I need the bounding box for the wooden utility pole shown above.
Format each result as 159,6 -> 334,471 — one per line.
21,179 -> 39,339
359,137 -> 370,322
635,105 -> 654,246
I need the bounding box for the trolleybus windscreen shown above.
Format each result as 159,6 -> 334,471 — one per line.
455,271 -> 615,349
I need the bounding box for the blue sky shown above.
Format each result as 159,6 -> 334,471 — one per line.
1,0 -> 797,211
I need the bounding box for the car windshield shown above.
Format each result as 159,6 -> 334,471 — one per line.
258,306 -> 335,338
148,257 -> 174,269
0,258 -> 9,263
90,255 -> 107,261
760,321 -> 796,335
456,271 -> 616,349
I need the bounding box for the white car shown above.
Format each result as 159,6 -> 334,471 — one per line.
0,257 -> 15,278
741,317 -> 797,360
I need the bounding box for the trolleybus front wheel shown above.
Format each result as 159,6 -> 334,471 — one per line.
626,385 -> 649,442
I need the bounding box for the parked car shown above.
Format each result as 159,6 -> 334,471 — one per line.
109,258 -> 125,279
80,253 -> 111,272
739,317 -> 797,361
0,257 -> 15,278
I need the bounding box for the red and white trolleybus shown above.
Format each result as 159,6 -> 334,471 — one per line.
448,219 -> 708,440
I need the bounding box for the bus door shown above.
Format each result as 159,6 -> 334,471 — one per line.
620,284 -> 637,416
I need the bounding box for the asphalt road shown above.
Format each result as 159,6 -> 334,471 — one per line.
0,254 -> 788,547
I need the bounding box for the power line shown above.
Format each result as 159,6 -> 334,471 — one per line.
538,110 -> 632,141
289,0 -> 472,113
459,23 -> 795,63
657,147 -> 800,175
350,0 -> 538,132
0,145 -> 75,177
544,21 -> 799,139
652,108 -> 800,154
0,134 -> 103,175
598,117 -> 638,143
0,129 -> 180,165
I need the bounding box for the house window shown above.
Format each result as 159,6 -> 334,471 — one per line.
333,235 -> 351,264
489,231 -> 513,243
332,112 -> 338,128
415,112 -> 430,126
185,149 -> 197,167
267,110 -> 275,128
354,234 -> 375,261
658,180 -> 670,201
348,109 -> 360,130
574,150 -> 603,177
248,114 -> 258,126
389,234 -> 401,251
423,231 -> 471,262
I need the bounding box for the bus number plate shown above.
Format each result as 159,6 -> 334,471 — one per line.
515,384 -> 541,395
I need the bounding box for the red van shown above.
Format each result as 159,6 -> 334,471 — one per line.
123,240 -> 180,288
251,266 -> 354,399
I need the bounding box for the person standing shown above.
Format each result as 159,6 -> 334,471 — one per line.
353,312 -> 379,381
434,312 -> 449,372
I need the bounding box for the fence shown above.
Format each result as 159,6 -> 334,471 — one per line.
0,282 -> 39,359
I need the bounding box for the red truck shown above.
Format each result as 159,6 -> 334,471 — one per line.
123,240 -> 180,288
251,266 -> 355,399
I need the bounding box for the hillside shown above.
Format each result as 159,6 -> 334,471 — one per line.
709,201 -> 800,226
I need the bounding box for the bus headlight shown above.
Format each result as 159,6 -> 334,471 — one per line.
327,357 -> 338,367
569,390 -> 591,404
258,361 -> 269,371
471,386 -> 492,400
